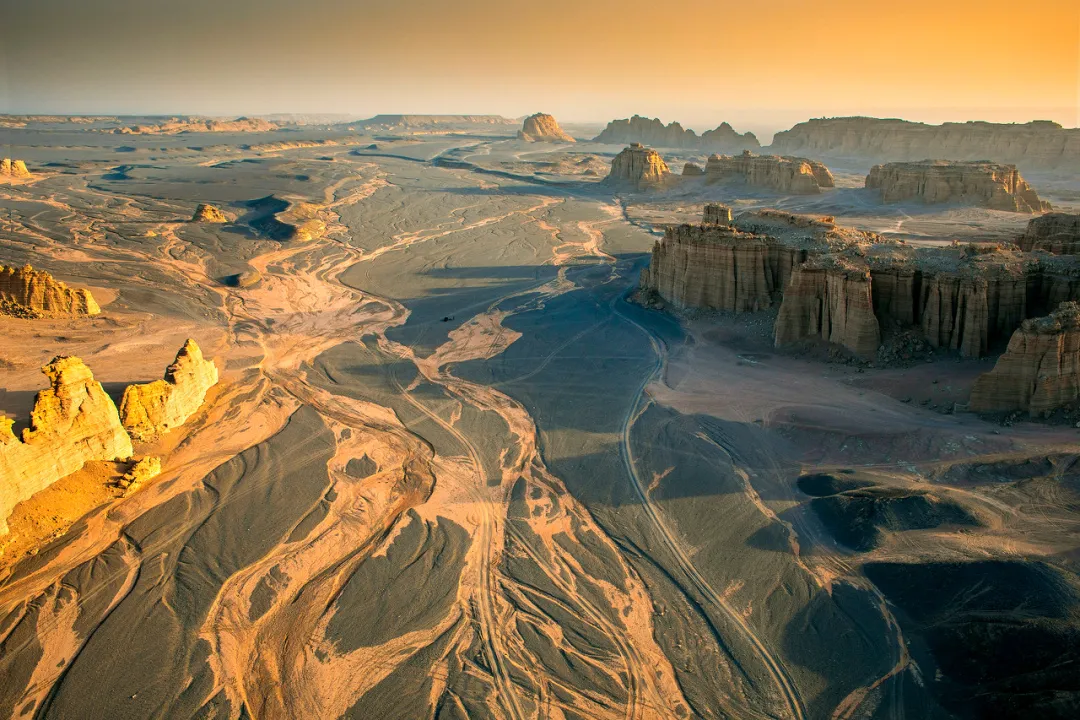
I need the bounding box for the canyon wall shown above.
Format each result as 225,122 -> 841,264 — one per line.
604,143 -> 671,189
518,113 -> 575,143
865,161 -> 1050,213
969,302 -> 1080,416
1018,213 -> 1080,254
775,262 -> 881,358
0,357 -> 133,534
769,117 -> 1080,169
120,339 -> 219,442
0,264 -> 101,318
705,151 -> 835,194
593,115 -> 759,153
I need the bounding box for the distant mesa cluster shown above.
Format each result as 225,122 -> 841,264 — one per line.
1,158 -> 30,178
517,113 -> 575,143
0,264 -> 100,319
866,160 -> 1050,213
114,116 -> 277,135
593,115 -> 759,154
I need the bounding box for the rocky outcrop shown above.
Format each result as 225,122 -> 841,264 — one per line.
703,204 -> 732,225
775,261 -> 881,358
604,143 -> 671,189
769,117 -> 1080,170
119,340 -> 219,442
1,158 -> 30,178
192,203 -> 227,222
593,115 -> 760,153
705,151 -> 834,194
682,162 -> 704,176
117,457 -> 161,496
0,265 -> 101,318
115,116 -> 277,135
248,196 -> 326,242
969,302 -> 1080,416
1018,213 -> 1080,254
517,113 -> 574,143
0,357 -> 133,534
866,161 -> 1050,213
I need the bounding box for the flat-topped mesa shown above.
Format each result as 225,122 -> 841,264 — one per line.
969,302 -> 1080,416
0,357 -> 133,534
0,264 -> 101,318
604,143 -> 671,189
1018,213 -> 1080,254
1,158 -> 30,178
768,117 -> 1080,170
705,151 -> 835,194
517,113 -> 575,143
593,115 -> 760,153
702,203 -> 733,225
865,160 -> 1050,213
120,339 -> 219,442
192,203 -> 228,223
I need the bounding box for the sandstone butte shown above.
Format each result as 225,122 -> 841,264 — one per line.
640,207 -> 1080,359
593,115 -> 760,153
0,264 -> 101,318
119,339 -> 219,442
865,161 -> 1050,213
703,151 -> 835,194
517,113 -> 575,143
969,302 -> 1080,416
1,158 -> 31,178
192,203 -> 228,222
0,357 -> 133,534
604,143 -> 671,189
1018,213 -> 1080,254
768,117 -> 1080,169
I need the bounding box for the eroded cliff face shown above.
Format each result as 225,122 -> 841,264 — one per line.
0,357 -> 133,534
705,151 -> 834,194
769,117 -> 1080,169
119,339 -> 219,442
969,302 -> 1080,416
0,265 -> 101,318
517,113 -> 575,143
1018,213 -> 1080,254
1,158 -> 30,178
775,262 -> 881,358
605,143 -> 671,189
865,161 -> 1050,213
593,115 -> 759,152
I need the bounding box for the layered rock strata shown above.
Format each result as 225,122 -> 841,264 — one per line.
865,161 -> 1050,212
775,260 -> 881,358
1,158 -> 30,178
0,264 -> 101,318
0,357 -> 133,534
192,203 -> 227,222
593,115 -> 760,152
969,302 -> 1080,416
605,143 -> 671,189
120,339 -> 219,442
517,113 -> 575,142
705,151 -> 834,194
1018,213 -> 1080,254
769,117 -> 1080,169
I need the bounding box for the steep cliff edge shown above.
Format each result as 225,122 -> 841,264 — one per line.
705,151 -> 834,194
517,113 -> 575,142
593,115 -> 759,152
120,339 -> 219,442
604,143 -> 671,189
775,260 -> 881,358
1018,213 -> 1080,254
0,265 -> 101,318
866,161 -> 1050,213
0,357 -> 133,534
769,117 -> 1080,169
969,302 -> 1080,416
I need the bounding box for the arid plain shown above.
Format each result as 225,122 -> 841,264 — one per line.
1,113 -> 1079,720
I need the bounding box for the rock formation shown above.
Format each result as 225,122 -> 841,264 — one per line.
0,357 -> 133,534
120,339 -> 219,442
593,115 -> 760,153
0,158 -> 30,178
769,117 -> 1080,170
704,151 -> 835,194
1018,213 -> 1080,254
0,265 -> 101,318
775,260 -> 881,359
117,457 -> 161,496
703,204 -> 732,225
604,144 -> 671,189
969,302 -> 1080,416
682,163 -> 704,176
192,203 -> 228,222
865,161 -> 1050,213
115,116 -> 277,135
517,113 -> 575,143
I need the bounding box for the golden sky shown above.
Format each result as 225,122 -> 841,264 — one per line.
3,0 -> 1078,136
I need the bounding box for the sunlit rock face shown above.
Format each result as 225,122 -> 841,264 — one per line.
0,264 -> 100,318
120,339 -> 219,442
705,151 -> 835,194
517,113 -> 574,143
604,143 -> 672,189
865,160 -> 1050,213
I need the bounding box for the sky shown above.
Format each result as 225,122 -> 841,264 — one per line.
2,0 -> 1078,138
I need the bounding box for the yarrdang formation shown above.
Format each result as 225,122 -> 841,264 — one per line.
517,113 -> 575,143
605,143 -> 671,189
120,339 -> 220,442
1,158 -> 30,178
705,150 -> 835,194
0,264 -> 101,318
593,115 -> 760,153
866,161 -> 1050,212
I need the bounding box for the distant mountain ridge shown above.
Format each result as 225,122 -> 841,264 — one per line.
593,115 -> 760,153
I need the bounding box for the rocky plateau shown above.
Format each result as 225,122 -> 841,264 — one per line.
865,161 -> 1050,213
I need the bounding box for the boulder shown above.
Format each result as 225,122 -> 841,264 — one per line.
865,161 -> 1050,213
119,339 -> 219,442
517,113 -> 574,143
